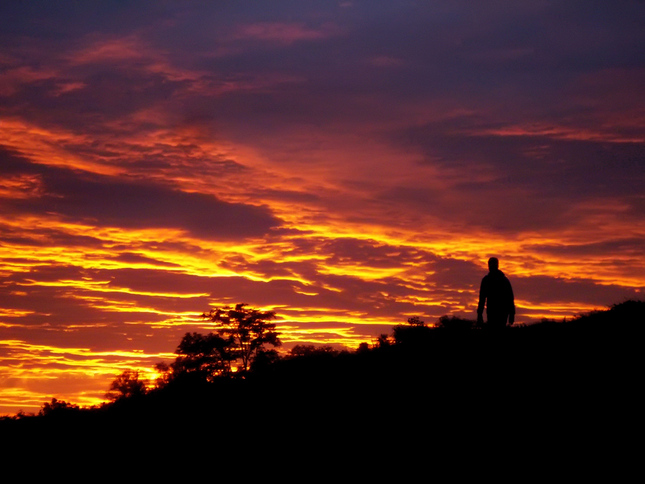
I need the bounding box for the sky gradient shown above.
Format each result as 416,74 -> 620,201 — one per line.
1,1 -> 644,415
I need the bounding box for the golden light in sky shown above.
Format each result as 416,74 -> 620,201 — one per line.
1,1 -> 644,415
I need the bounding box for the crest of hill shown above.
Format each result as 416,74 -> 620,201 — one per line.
1,299 -> 641,445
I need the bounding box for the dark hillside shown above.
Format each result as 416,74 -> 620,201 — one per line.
2,300 -> 641,463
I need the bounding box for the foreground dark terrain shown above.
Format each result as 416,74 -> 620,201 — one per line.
2,300 -> 641,469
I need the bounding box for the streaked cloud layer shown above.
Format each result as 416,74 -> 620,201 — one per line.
1,1 -> 643,414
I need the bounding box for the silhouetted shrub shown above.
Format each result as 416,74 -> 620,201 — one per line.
436,315 -> 475,331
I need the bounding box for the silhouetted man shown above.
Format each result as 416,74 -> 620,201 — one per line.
477,257 -> 515,329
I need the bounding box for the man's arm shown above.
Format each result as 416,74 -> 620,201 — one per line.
477,277 -> 486,324
507,279 -> 515,324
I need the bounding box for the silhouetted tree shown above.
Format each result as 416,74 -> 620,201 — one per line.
105,369 -> 148,401
357,342 -> 370,353
376,333 -> 393,348
249,348 -> 282,374
407,316 -> 425,326
289,344 -> 338,358
203,303 -> 281,374
39,398 -> 79,416
153,361 -> 173,388
171,331 -> 236,380
392,315 -> 432,345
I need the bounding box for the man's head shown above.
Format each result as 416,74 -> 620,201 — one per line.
488,257 -> 499,271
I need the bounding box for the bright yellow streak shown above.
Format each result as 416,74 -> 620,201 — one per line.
0,339 -> 176,414
0,339 -> 174,362
317,263 -> 404,280
15,278 -> 208,300
0,308 -> 36,318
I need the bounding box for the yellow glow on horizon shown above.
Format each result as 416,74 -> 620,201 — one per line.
0,339 -> 174,362
277,314 -> 395,327
514,299 -> 602,314
0,337 -> 177,414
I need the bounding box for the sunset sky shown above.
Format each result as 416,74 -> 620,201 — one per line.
1,1 -> 644,415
